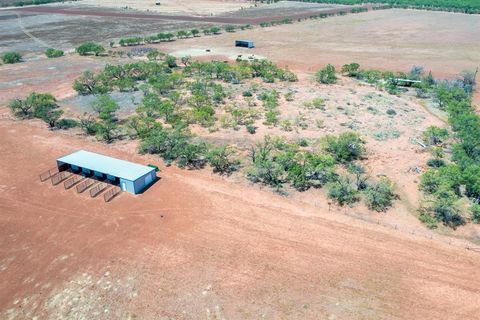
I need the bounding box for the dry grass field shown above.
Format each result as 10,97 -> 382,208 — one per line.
0,10 -> 211,53
0,55 -> 107,104
77,0 -> 255,15
1,1 -> 480,319
156,9 -> 480,79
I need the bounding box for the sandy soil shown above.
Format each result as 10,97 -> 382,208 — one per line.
219,1 -> 347,18
0,117 -> 480,319
4,3 -> 366,36
0,10 -> 210,52
0,55 -> 107,104
154,9 -> 480,80
76,0 -> 255,16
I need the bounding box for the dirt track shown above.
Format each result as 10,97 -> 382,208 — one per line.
0,117 -> 480,319
8,4 -> 371,25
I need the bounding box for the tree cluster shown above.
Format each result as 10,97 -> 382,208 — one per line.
417,69 -> 479,228
115,26 -> 227,48
139,125 -> 239,173
2,51 -> 22,64
76,42 -> 105,56
295,0 -> 480,14
45,48 -> 64,58
1,0 -> 74,7
8,92 -> 65,128
316,64 -> 337,84
340,62 -> 431,95
246,135 -> 337,191
186,59 -> 298,84
245,134 -> 395,211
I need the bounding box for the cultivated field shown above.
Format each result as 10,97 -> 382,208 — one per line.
1,1 -> 480,319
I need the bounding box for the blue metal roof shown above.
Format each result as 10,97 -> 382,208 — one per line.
57,150 -> 154,181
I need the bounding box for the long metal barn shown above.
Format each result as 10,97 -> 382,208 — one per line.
57,150 -> 156,194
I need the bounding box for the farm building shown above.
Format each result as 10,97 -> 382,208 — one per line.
235,40 -> 254,48
56,150 -> 156,194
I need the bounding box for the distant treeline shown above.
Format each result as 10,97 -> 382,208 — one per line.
0,0 -> 77,7
289,0 -> 480,14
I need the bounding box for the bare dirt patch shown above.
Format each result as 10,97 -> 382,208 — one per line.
0,118 -> 480,319
0,55 -> 106,104
219,1 -> 348,18
75,0 -> 255,16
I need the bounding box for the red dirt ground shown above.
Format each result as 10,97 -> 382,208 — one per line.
0,55 -> 107,105
0,117 -> 480,318
1,6 -> 480,318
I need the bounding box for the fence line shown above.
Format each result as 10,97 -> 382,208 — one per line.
104,186 -> 122,202
39,167 -> 59,182
89,183 -> 108,198
76,179 -> 95,193
321,204 -> 480,254
51,171 -> 71,186
0,113 -> 12,121
39,171 -> 51,182
38,169 -> 123,202
64,175 -> 84,189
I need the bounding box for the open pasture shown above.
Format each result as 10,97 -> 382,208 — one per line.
157,9 -> 480,79
0,9 -> 211,53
